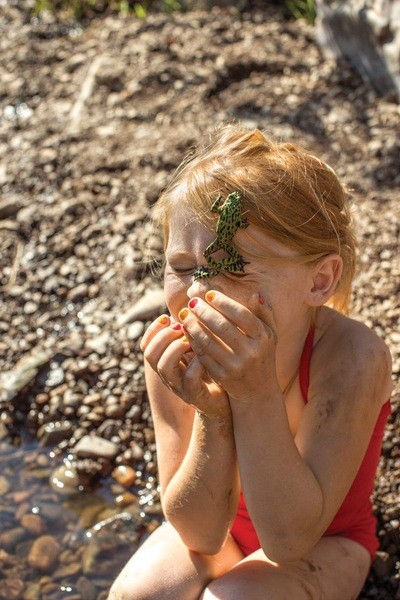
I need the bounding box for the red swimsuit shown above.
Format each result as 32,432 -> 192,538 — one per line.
230,328 -> 391,561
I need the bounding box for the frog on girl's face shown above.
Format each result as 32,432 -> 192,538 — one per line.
164,207 -> 315,339
193,191 -> 249,280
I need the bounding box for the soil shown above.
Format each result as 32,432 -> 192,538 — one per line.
0,1 -> 399,599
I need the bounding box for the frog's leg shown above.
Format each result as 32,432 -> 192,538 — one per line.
205,241 -> 246,270
203,238 -> 223,267
239,218 -> 248,229
210,194 -> 223,214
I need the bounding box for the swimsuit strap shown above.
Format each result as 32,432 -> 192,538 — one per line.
299,327 -> 315,404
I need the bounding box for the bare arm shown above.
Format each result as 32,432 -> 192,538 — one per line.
230,319 -> 392,562
181,292 -> 392,563
143,324 -> 240,555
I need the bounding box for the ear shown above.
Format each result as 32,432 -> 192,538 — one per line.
308,254 -> 343,307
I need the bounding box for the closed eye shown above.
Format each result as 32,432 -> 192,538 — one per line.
169,266 -> 196,275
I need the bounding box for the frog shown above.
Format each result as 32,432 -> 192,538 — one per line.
193,191 -> 249,280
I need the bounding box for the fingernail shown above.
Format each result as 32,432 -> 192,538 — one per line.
188,298 -> 198,309
205,291 -> 216,302
157,315 -> 169,324
172,323 -> 182,331
181,335 -> 189,343
258,293 -> 264,305
179,308 -> 189,320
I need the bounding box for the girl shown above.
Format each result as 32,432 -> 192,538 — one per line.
109,126 -> 392,600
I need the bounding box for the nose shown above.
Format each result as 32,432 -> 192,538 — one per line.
187,275 -> 217,301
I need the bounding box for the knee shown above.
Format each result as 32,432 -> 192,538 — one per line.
108,575 -> 155,600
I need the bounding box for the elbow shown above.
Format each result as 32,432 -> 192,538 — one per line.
260,542 -> 308,565
259,529 -> 319,564
176,528 -> 225,556
187,540 -> 224,556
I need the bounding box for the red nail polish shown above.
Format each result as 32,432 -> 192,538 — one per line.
172,323 -> 182,330
188,298 -> 198,309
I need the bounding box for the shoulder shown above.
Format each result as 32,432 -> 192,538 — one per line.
310,308 -> 392,406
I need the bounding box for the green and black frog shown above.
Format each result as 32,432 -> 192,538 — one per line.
193,191 -> 249,280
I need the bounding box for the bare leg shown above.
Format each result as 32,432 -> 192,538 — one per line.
200,536 -> 371,600
108,521 -> 244,600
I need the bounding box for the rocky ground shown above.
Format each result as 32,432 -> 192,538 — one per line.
0,1 -> 399,598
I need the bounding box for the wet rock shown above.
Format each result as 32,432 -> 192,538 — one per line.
76,576 -> 97,600
0,527 -> 26,551
49,463 -> 81,496
27,535 -> 61,572
52,561 -> 82,579
74,435 -> 119,460
111,465 -> 137,488
38,421 -> 74,447
115,492 -> 137,508
20,514 -> 46,536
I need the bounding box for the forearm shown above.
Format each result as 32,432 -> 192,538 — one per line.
162,410 -> 240,555
231,387 -> 324,562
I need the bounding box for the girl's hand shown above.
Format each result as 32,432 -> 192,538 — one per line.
140,315 -> 231,419
179,291 -> 279,403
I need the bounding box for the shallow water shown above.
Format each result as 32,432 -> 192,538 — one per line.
0,437 -> 162,600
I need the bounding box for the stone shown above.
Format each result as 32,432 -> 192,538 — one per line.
0,474 -> 10,496
116,287 -> 165,326
111,465 -> 137,488
0,527 -> 26,551
74,435 -> 119,460
50,464 -> 81,496
38,421 -> 74,447
127,321 -> 145,341
20,514 -> 46,536
27,535 -> 61,572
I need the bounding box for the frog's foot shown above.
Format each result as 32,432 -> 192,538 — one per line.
223,258 -> 249,274
193,265 -> 218,280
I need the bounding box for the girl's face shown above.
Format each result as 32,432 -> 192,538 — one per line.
164,207 -> 315,337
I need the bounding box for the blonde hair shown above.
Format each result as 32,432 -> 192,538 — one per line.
153,125 -> 357,313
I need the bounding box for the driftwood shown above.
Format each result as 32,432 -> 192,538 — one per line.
315,0 -> 400,102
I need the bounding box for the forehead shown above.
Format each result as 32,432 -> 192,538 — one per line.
165,206 -> 298,260
166,208 -> 214,255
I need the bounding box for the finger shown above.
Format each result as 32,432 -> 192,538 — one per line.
182,325 -> 233,380
187,293 -> 261,340
142,321 -> 186,369
140,314 -> 171,351
156,336 -> 192,393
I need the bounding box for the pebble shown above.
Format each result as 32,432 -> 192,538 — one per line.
38,421 -> 74,447
127,321 -> 145,341
20,514 -> 46,536
111,465 -> 137,488
0,474 -> 11,496
74,435 -> 119,460
116,287 -> 165,326
50,464 -> 81,496
0,5 -> 399,599
27,535 -> 61,572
